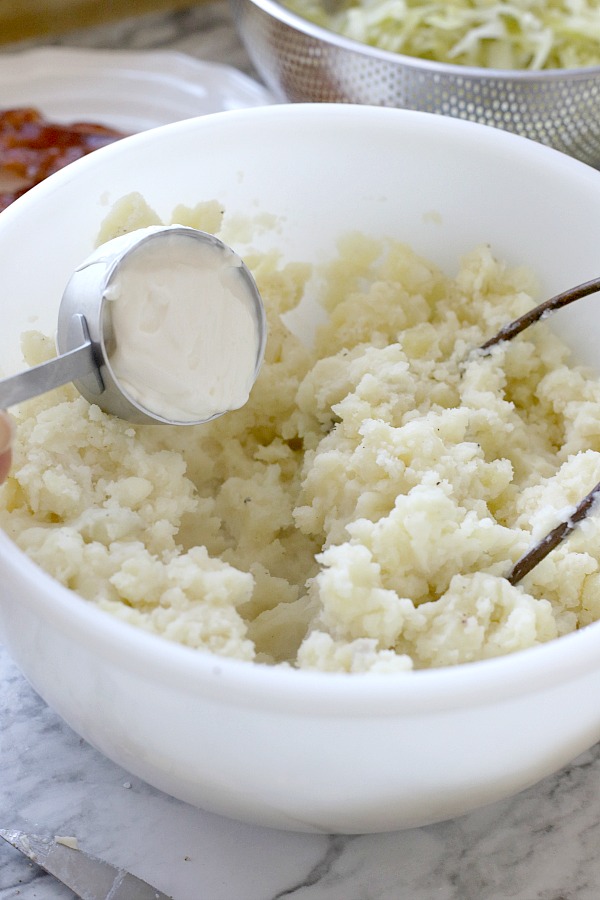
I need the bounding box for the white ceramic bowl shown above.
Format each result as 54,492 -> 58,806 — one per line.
2,104 -> 600,835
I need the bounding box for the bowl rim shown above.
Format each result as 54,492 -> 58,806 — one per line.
234,0 -> 600,82
2,103 -> 600,718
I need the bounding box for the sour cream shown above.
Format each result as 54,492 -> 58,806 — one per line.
101,227 -> 264,423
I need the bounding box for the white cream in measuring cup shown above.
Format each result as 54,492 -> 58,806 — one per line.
103,228 -> 263,422
0,225 -> 266,425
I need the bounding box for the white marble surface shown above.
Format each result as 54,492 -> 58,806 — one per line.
2,5 -> 600,899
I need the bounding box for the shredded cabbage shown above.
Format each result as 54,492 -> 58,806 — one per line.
284,0 -> 600,69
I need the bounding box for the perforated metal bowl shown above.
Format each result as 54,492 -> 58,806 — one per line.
231,0 -> 600,168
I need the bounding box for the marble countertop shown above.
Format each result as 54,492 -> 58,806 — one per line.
2,5 -> 600,899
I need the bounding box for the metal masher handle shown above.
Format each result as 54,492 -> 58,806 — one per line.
508,481 -> 600,585
478,275 -> 600,584
480,275 -> 600,352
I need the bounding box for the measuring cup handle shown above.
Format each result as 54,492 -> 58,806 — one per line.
0,339 -> 102,409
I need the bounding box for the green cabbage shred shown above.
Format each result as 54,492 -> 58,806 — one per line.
284,0 -> 600,70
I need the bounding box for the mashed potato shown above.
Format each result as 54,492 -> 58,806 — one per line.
2,193 -> 600,672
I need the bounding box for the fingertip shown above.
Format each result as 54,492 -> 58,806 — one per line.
0,411 -> 14,482
0,448 -> 11,483
0,410 -> 13,455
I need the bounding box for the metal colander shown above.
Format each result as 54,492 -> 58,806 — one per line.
231,0 -> 600,168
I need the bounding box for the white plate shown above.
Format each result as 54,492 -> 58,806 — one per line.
0,47 -> 275,132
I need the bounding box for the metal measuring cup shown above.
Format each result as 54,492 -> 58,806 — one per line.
0,225 -> 266,426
